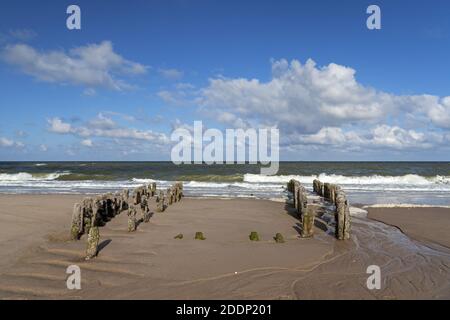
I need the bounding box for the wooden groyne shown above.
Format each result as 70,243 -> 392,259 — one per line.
288,178 -> 351,240
70,182 -> 184,260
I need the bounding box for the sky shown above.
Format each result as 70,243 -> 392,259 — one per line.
0,0 -> 449,161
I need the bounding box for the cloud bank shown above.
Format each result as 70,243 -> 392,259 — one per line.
197,59 -> 450,153
2,41 -> 148,91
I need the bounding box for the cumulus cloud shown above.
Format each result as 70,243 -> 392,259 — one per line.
47,114 -> 169,145
2,41 -> 148,90
81,139 -> 93,147
197,58 -> 450,152
159,68 -> 184,80
0,137 -> 24,148
293,125 -> 438,150
48,118 -> 72,134
198,59 -> 397,132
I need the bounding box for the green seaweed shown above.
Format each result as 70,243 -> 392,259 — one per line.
194,232 -> 206,240
274,233 -> 285,243
249,231 -> 260,241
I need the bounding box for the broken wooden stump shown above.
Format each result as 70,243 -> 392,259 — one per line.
274,233 -> 285,243
85,212 -> 100,260
301,206 -> 315,238
249,231 -> 260,241
127,205 -> 137,232
156,191 -> 165,212
70,203 -> 83,240
195,232 -> 206,240
335,190 -> 351,240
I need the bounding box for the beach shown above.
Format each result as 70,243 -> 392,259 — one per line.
1,194 -> 449,300
367,207 -> 450,250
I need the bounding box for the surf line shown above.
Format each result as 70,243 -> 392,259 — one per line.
176,304 -> 210,318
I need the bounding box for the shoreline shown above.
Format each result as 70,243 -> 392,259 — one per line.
1,192 -> 449,208
0,194 -> 449,299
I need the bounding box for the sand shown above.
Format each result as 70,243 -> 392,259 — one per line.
368,207 -> 450,250
0,195 -> 449,300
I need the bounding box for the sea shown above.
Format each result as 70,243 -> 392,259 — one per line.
0,162 -> 449,206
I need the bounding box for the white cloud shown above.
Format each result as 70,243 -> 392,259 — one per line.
81,139 -> 93,147
83,88 -> 96,96
0,137 -> 23,148
198,59 -> 398,132
39,144 -> 48,152
294,125 -> 437,150
159,68 -> 184,80
48,118 -> 72,134
426,96 -> 450,129
2,41 -> 148,91
158,90 -> 181,105
197,58 -> 450,151
47,115 -> 169,145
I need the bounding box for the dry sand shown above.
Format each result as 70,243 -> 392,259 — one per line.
0,195 -> 449,300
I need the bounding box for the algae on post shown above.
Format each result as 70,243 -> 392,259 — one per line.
249,231 -> 260,241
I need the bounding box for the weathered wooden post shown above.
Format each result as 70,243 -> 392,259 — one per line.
323,183 -> 331,200
168,188 -> 174,205
298,186 -> 308,218
82,197 -> 94,235
313,179 -> 322,196
121,189 -> 129,211
70,203 -> 83,240
156,191 -> 165,212
140,196 -> 149,220
127,205 -> 137,232
85,211 -> 100,260
293,181 -> 300,211
335,190 -> 351,240
178,182 -> 184,200
152,182 -> 157,196
301,206 -> 315,238
133,188 -> 142,206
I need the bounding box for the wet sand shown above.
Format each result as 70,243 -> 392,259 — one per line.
0,195 -> 449,299
368,207 -> 450,250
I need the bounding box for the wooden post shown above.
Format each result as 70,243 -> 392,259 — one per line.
301,205 -> 315,238
335,191 -> 351,240
70,203 -> 83,240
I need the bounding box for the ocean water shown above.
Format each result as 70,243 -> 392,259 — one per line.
0,162 -> 449,206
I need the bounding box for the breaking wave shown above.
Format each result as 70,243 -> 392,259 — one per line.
0,170 -> 449,205
243,173 -> 450,185
0,172 -> 71,181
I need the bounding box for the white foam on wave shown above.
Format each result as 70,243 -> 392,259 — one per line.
184,180 -> 282,190
0,172 -> 70,181
363,204 -> 450,209
350,206 -> 368,218
131,178 -> 159,184
243,173 -> 450,185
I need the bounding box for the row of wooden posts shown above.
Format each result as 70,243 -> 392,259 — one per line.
287,179 -> 351,240
70,182 -> 184,260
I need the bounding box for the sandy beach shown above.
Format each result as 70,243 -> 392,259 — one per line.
368,207 -> 450,250
0,194 -> 449,300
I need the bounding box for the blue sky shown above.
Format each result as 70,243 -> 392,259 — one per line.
0,0 -> 449,161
